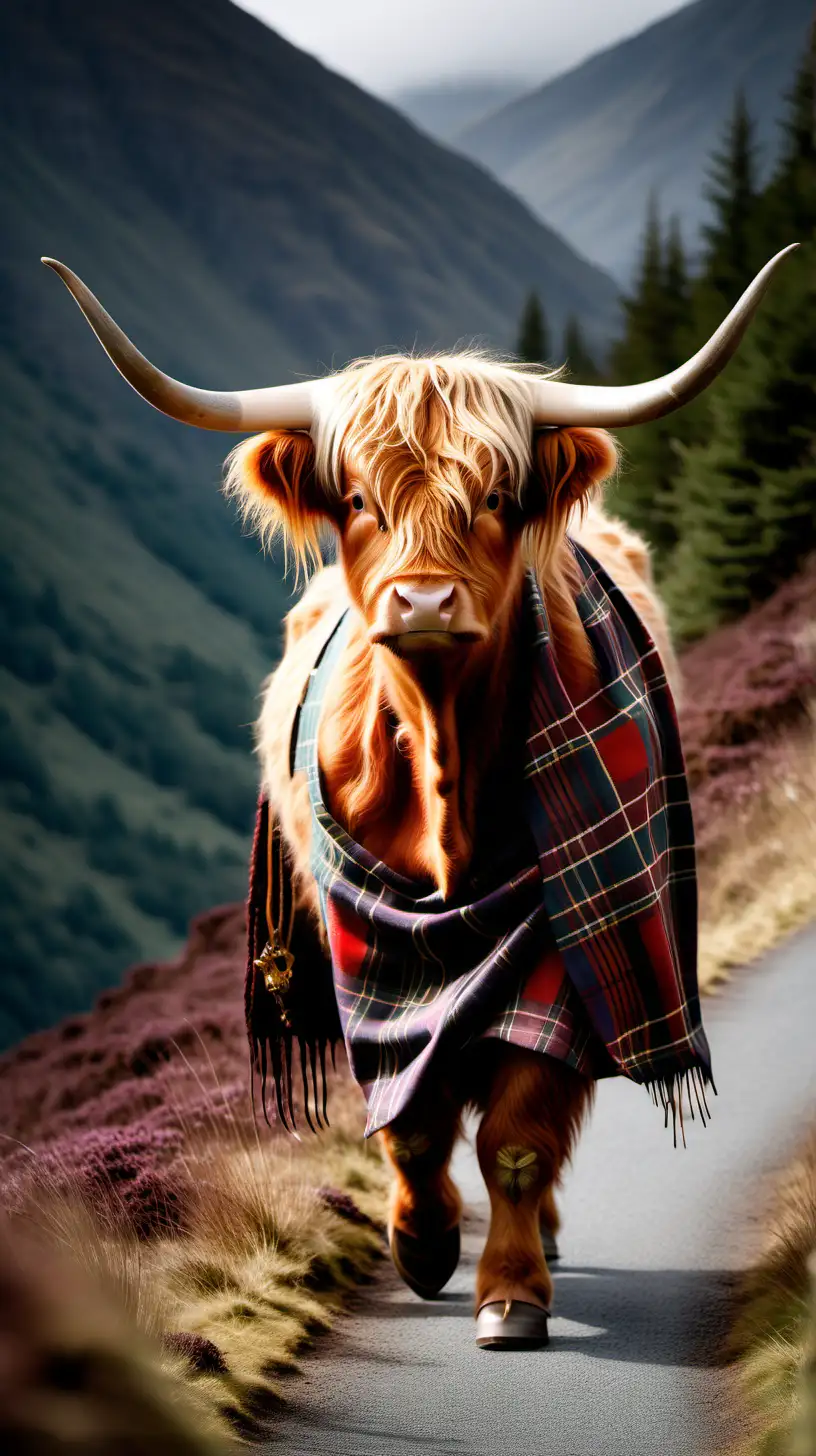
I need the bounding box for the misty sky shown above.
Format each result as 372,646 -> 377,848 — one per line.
233,0 -> 692,95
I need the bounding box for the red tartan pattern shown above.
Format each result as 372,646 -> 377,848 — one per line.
254,544 -> 712,1139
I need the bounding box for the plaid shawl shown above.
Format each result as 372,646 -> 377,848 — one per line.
246,545 -> 713,1143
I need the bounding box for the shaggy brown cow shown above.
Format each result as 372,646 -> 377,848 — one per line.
44,247 -> 794,1349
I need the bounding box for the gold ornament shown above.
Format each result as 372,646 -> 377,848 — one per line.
495,1145 -> 539,1203
254,939 -> 295,993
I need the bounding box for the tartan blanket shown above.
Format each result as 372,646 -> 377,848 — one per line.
246,544 -> 713,1142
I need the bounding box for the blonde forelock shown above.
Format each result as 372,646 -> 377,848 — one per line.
313,353 -> 554,515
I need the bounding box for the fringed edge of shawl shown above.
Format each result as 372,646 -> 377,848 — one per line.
245,795 -> 341,1137
645,1065 -> 718,1148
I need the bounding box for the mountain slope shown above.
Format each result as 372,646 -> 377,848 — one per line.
458,0 -> 813,279
0,0 -> 619,1047
392,79 -> 529,144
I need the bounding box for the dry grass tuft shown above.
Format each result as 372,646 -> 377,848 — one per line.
729,1130 -> 816,1455
12,1082 -> 388,1447
697,715 -> 816,994
0,1210 -> 224,1453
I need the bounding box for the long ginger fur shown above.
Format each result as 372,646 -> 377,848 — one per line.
236,354 -> 677,904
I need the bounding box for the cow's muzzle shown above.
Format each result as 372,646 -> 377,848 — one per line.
369,579 -> 487,653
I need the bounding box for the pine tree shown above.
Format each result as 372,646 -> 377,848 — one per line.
606,197 -> 693,562
611,192 -> 667,381
561,316 -> 599,382
758,43 -> 816,249
663,53 -> 816,638
516,292 -> 550,364
746,45 -> 816,595
700,88 -> 761,307
663,216 -> 691,354
662,357 -> 775,637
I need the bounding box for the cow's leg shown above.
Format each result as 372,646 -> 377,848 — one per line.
473,1045 -> 591,1346
539,1183 -> 561,1262
381,1075 -> 462,1299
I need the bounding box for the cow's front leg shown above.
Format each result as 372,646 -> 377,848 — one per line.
381,1077 -> 462,1299
474,1046 -> 591,1348
539,1183 -> 561,1262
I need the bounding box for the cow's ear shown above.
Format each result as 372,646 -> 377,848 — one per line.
526,427 -> 618,518
224,430 -> 332,574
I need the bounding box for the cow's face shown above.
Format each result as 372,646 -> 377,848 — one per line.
226,357 -> 617,664
336,438 -> 525,656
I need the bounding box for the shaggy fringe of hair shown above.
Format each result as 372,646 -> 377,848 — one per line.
225,351 -> 618,706
224,351 -> 566,580
314,351 -> 561,501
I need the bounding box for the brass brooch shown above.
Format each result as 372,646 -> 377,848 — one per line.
255,938 -> 294,1029
257,809 -> 296,1028
495,1145 -> 539,1203
255,939 -> 294,994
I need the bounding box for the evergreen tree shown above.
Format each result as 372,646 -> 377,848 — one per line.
738,46 -> 816,596
663,53 -> 816,638
757,45 -> 816,250
607,196 -> 693,563
516,291 -> 550,364
700,88 -> 761,306
663,216 -> 691,353
662,360 -> 777,637
610,192 -> 667,381
562,315 -> 599,382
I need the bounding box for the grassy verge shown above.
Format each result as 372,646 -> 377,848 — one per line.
8,1081 -> 388,1448
697,715 -> 816,993
729,1129 -> 816,1455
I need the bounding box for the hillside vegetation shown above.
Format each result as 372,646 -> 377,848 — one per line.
730,1126 -> 816,1455
0,0 -> 618,1047
606,47 -> 815,640
0,904 -> 388,1446
458,0 -> 812,278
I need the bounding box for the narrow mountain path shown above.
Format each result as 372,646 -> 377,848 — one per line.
269,928 -> 816,1456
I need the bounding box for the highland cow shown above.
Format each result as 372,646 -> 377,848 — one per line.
44,246 -> 795,1348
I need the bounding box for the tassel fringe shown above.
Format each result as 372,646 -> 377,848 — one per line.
645,1065 -> 717,1148
245,795 -> 342,1137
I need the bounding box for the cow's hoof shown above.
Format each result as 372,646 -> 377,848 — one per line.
389,1222 -> 460,1299
541,1226 -> 560,1262
475,1299 -> 550,1350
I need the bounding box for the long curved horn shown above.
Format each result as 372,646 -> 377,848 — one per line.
42,258 -> 324,431
527,244 -> 799,427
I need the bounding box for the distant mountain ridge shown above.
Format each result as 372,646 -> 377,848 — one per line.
393,79 -> 530,144
0,0 -> 618,1046
456,0 -> 813,278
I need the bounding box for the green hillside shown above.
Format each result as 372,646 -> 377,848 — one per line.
0,0 -> 619,1047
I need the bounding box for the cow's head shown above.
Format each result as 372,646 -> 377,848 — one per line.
224,356 -> 618,672
42,248 -> 797,670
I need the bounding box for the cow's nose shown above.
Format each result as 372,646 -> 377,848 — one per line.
393,581 -> 457,632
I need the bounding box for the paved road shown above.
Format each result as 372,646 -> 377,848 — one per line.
270,929 -> 816,1456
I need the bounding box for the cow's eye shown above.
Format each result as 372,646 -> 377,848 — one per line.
485,490 -> 501,512
350,492 -> 365,512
